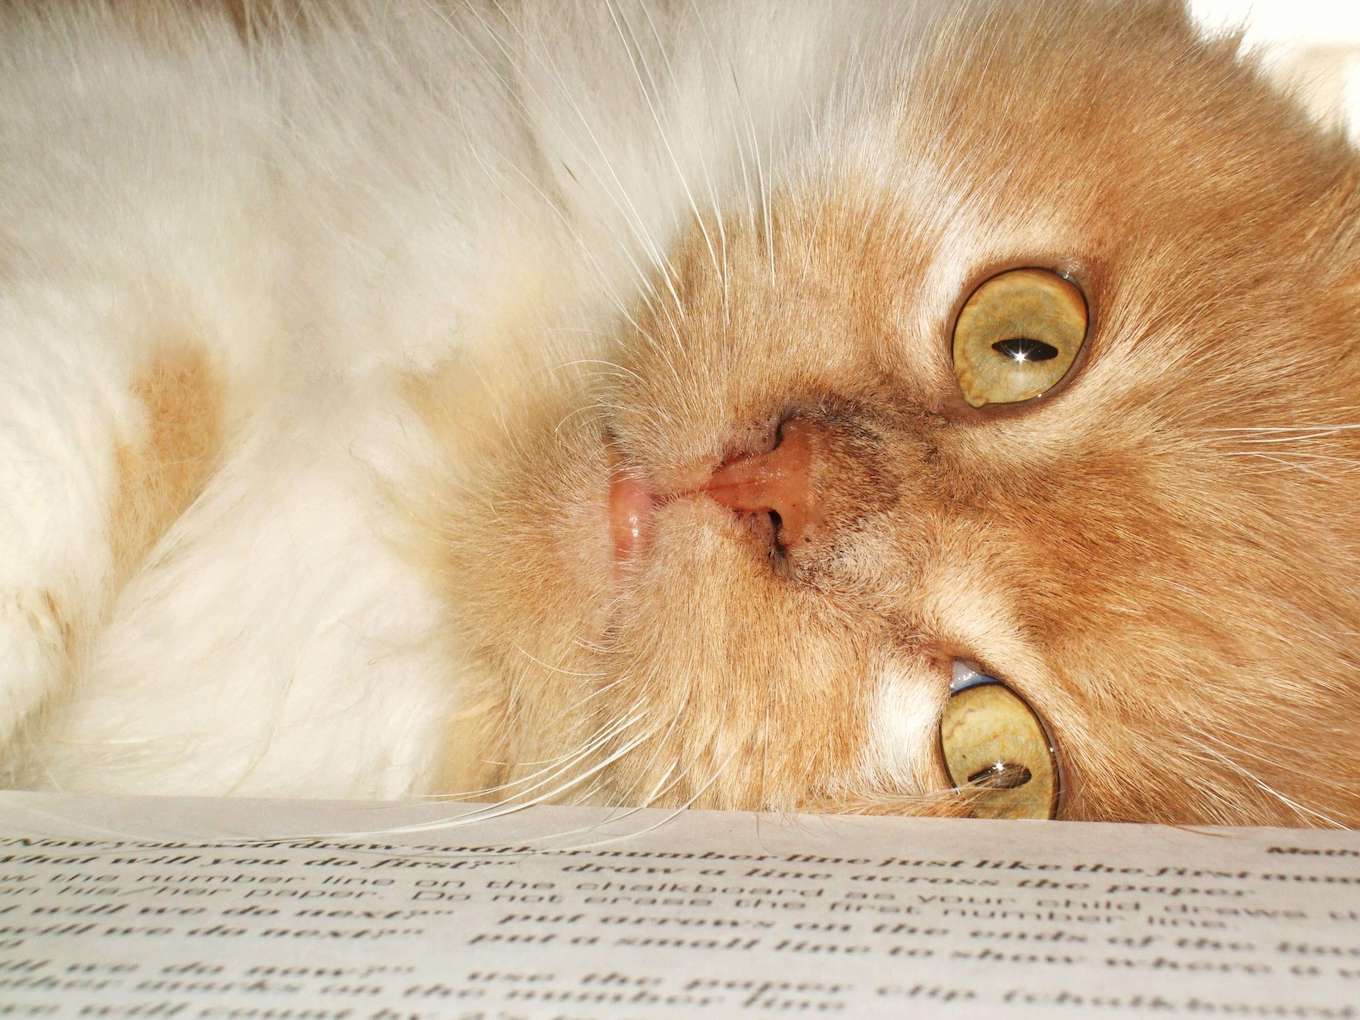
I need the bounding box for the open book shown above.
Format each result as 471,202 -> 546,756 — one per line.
2,793 -> 1357,1017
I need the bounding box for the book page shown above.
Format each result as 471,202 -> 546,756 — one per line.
1,792 -> 1357,1018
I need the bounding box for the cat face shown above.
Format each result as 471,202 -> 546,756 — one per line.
436,1 -> 1360,825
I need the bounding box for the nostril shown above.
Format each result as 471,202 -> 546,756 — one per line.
699,417 -> 817,546
967,762 -> 1034,789
767,509 -> 786,557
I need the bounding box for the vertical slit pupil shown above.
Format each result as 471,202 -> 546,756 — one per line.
993,337 -> 1058,363
967,762 -> 1033,789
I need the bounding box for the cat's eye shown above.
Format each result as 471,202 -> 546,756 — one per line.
940,667 -> 1060,819
952,268 -> 1088,407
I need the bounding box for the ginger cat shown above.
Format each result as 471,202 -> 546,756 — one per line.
1,0 -> 1357,826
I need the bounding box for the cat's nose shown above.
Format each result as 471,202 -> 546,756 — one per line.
701,419 -> 821,550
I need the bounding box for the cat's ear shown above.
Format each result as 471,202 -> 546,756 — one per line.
1122,0 -> 1198,34
1312,162 -> 1360,283
1113,0 -> 1251,53
1072,0 -> 1198,39
1302,161 -> 1360,381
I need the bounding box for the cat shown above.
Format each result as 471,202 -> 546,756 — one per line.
1,0 -> 1357,827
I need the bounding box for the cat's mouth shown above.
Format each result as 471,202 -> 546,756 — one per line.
607,469 -> 655,563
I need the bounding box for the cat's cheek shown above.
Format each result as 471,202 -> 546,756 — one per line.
857,659 -> 952,797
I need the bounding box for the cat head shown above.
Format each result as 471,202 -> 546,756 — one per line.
433,0 -> 1360,825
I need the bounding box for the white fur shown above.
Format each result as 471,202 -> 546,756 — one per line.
1,1 -> 955,796
860,660 -> 946,796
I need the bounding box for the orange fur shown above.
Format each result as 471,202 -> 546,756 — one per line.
422,1 -> 1360,825
112,346 -> 224,583
6,0 -> 1353,823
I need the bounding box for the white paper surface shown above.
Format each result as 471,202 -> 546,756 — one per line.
1,793 -> 1357,1018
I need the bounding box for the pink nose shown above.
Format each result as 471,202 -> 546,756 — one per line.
701,418 -> 819,549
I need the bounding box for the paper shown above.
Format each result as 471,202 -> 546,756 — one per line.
1,793 -> 1357,1018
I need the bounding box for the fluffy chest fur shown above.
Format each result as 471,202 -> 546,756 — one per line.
1,0 -> 1357,825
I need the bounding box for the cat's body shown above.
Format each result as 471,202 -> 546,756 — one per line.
2,0 -> 1357,824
